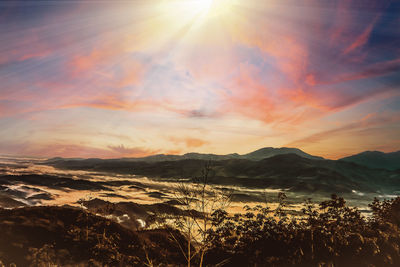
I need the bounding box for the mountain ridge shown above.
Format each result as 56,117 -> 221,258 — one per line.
340,150 -> 400,171
46,147 -> 323,163
45,153 -> 400,195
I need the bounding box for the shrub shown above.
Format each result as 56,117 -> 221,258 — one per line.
203,195 -> 400,267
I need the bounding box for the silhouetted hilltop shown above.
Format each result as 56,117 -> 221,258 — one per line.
242,147 -> 323,160
340,151 -> 400,171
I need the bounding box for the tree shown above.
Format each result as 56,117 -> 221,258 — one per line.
167,161 -> 231,267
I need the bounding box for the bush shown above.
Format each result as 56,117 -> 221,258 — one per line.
203,194 -> 400,267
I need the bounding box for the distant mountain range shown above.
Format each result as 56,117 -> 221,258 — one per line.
339,151 -> 400,171
45,148 -> 400,195
49,147 -> 323,163
48,147 -> 399,171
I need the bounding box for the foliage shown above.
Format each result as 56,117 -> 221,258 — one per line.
203,194 -> 400,267
0,206 -> 185,266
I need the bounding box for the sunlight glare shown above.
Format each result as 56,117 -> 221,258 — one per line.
162,0 -> 234,21
192,0 -> 214,13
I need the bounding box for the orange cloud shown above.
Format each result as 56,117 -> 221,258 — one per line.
70,47 -> 117,74
0,142 -> 159,158
169,137 -> 209,148
284,87 -> 329,111
60,96 -> 161,112
164,149 -> 183,155
184,138 -> 208,148
305,74 -> 317,86
117,61 -> 146,88
107,144 -> 159,158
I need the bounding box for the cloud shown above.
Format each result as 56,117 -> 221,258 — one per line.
329,0 -> 354,43
288,83 -> 400,115
0,142 -> 159,158
0,29 -> 54,65
116,61 -> 147,88
60,95 -> 160,112
68,41 -> 124,75
0,143 -> 108,158
229,21 -> 308,83
331,58 -> 400,84
287,112 -> 400,148
107,145 -> 159,157
67,41 -> 148,89
221,63 -> 279,122
169,137 -> 209,148
343,15 -> 381,54
0,99 -> 45,119
304,58 -> 400,87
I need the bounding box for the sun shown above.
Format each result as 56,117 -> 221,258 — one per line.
155,0 -> 236,36
163,0 -> 233,19
194,0 -> 234,17
192,0 -> 214,13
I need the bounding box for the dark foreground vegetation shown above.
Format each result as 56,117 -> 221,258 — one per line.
1,194 -> 400,266
205,195 -> 400,267
0,206 -> 187,266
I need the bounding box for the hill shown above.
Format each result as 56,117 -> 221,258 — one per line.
340,151 -> 400,171
46,153 -> 400,195
242,147 -> 323,160
46,147 -> 322,163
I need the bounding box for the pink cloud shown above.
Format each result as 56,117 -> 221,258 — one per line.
331,58 -> 400,84
0,27 -> 60,65
286,84 -> 399,114
343,15 -> 381,54
231,24 -> 308,83
218,63 -> 279,123
287,112 -> 400,148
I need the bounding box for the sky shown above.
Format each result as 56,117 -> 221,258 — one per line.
0,0 -> 399,159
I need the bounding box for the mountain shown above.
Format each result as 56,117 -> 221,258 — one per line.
242,147 -> 323,160
124,152 -> 239,162
46,153 -> 400,195
46,147 -> 321,163
138,147 -> 322,161
340,151 -> 400,171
